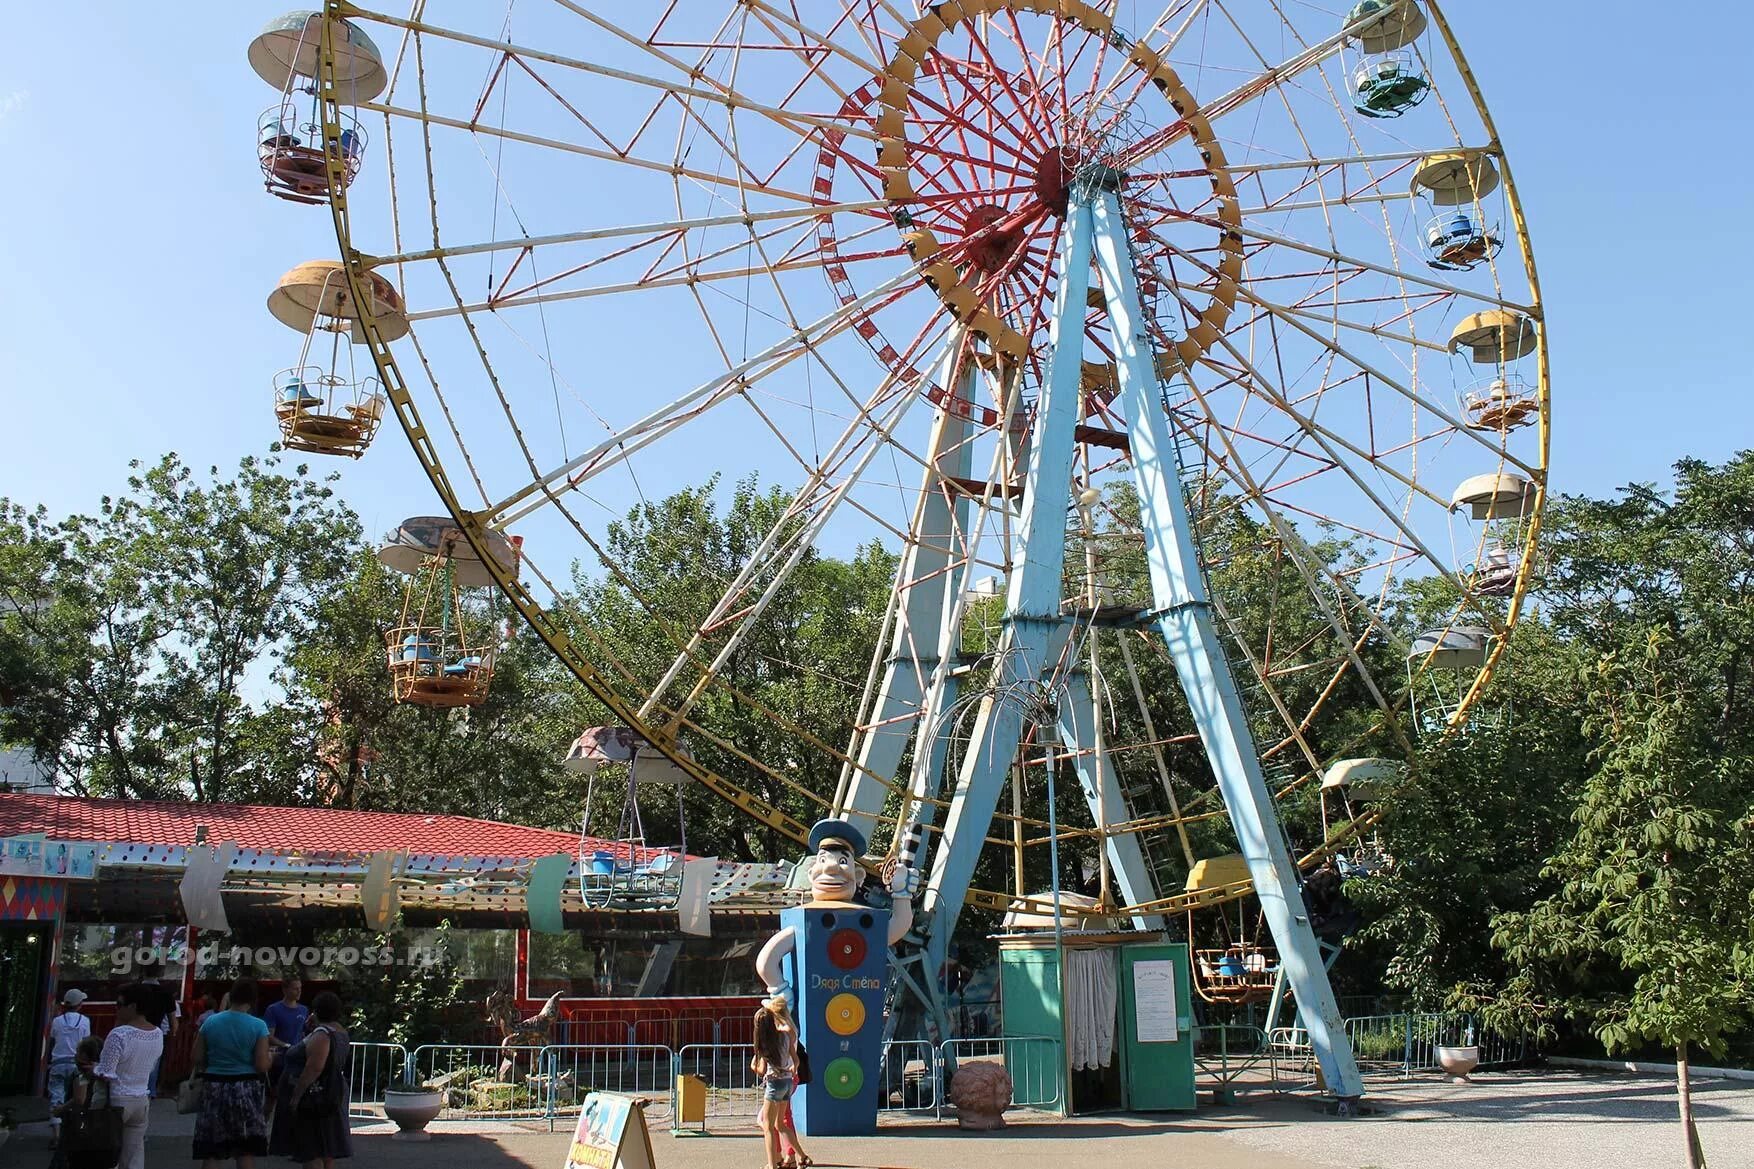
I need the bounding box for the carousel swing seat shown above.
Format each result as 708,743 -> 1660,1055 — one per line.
385,626 -> 494,708
1461,376 -> 1537,431
273,368 -> 386,458
257,105 -> 368,203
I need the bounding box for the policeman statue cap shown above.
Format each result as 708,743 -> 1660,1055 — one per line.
807,817 -> 867,857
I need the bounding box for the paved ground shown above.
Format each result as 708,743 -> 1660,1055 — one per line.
5,1069 -> 1752,1169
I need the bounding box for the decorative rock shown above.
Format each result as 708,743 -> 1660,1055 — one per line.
948,1060 -> 1013,1130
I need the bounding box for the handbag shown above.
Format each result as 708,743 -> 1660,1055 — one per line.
63,1077 -> 124,1154
294,1027 -> 340,1117
176,1074 -> 205,1114
795,1043 -> 811,1087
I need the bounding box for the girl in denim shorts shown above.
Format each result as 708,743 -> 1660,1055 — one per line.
752,999 -> 810,1169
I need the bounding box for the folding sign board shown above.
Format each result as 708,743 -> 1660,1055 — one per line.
564,1092 -> 655,1169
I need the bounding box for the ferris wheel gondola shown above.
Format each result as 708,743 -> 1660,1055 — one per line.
378,518 -> 519,708
265,261 -> 398,457
563,726 -> 692,908
248,10 -> 383,204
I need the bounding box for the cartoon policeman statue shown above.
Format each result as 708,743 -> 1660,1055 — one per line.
754,818 -> 919,1135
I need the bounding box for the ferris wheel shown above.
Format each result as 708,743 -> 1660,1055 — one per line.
252,0 -> 1548,1095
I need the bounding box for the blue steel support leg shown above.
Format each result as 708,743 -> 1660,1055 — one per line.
840,350 -> 976,842
1087,187 -> 1364,1100
918,204 -> 1095,987
1055,669 -> 1164,926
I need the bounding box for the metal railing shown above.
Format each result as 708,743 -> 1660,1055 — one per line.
672,1042 -> 759,1132
1268,1013 -> 1528,1082
346,1041 -> 409,1117
541,1044 -> 675,1130
877,1040 -> 937,1112
1192,1024 -> 1280,1099
937,1035 -> 1062,1115
408,1044 -> 549,1119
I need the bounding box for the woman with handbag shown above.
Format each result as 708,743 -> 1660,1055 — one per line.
268,991 -> 352,1168
191,978 -> 272,1167
55,1036 -> 122,1169
94,982 -> 165,1169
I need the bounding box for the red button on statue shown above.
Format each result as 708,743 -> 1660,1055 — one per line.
827,927 -> 867,970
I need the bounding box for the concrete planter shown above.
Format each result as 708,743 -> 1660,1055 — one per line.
383,1088 -> 442,1140
1436,1045 -> 1480,1082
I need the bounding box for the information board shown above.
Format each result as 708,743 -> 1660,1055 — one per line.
565,1092 -> 655,1169
1131,959 -> 1179,1043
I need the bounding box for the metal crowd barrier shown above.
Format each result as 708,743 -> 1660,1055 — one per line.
1191,1024 -> 1281,1099
346,1041 -> 409,1118
542,1044 -> 676,1130
1268,1013 -> 1528,1082
408,1043 -> 549,1119
936,1035 -> 1063,1115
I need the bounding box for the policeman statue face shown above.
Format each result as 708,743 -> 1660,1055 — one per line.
808,838 -> 864,902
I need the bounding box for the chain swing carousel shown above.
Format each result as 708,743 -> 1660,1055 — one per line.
378,518 -> 520,708
277,0 -> 1554,1106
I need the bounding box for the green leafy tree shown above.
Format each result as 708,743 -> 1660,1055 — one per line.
1454,453 -> 1754,1168
1,455 -> 360,798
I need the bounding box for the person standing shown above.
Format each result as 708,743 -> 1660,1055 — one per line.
269,991 -> 352,1169
138,972 -> 180,1098
94,982 -> 166,1169
44,989 -> 92,1148
263,976 -> 309,1055
261,976 -> 307,1123
191,978 -> 272,1169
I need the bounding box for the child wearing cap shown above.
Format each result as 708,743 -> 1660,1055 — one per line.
44,988 -> 91,1147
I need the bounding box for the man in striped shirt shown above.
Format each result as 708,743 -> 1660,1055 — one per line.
95,983 -> 166,1169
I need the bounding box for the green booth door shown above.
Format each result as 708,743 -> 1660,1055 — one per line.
1118,942 -> 1196,1111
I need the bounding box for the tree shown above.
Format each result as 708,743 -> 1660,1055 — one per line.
552,476 -> 896,860
0,455 -> 361,798
1458,453 -> 1754,1168
1484,635 -> 1754,1167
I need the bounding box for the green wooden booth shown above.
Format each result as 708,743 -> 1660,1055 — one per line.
997,932 -> 1196,1114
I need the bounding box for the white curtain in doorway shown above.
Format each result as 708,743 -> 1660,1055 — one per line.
1066,948 -> 1118,1070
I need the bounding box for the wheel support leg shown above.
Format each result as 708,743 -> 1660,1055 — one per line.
1087,185 -> 1363,1101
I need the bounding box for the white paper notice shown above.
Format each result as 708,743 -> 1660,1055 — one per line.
1132,960 -> 1179,1043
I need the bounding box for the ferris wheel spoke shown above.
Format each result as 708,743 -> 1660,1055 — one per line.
363,99 -> 832,207
1174,373 -> 1417,683
1162,236 -> 1543,481
358,7 -> 874,148
477,262 -> 926,529
372,201 -> 890,269
401,215 -> 903,319
739,0 -> 888,80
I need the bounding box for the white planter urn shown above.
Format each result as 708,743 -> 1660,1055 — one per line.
383,1087 -> 443,1140
1435,1045 -> 1480,1082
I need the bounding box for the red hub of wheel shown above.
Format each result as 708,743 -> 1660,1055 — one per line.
1030,147 -> 1083,218
963,203 -> 1023,271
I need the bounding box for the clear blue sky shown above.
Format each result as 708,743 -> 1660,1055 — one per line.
1,0 -> 1749,538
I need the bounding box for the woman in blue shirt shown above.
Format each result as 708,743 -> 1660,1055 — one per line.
191,978 -> 271,1167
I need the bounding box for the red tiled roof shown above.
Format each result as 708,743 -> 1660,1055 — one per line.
0,794 -> 581,859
